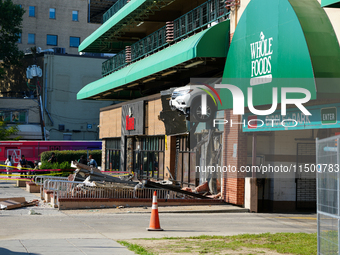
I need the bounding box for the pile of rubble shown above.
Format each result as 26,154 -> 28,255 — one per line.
70,161 -> 219,200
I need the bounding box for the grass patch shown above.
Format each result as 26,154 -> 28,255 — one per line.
120,232 -> 317,255
117,241 -> 156,255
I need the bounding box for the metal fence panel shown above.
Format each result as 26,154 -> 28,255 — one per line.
317,136 -> 340,255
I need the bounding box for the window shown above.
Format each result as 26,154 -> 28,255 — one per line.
17,33 -> 22,44
29,6 -> 35,17
133,136 -> 165,180
49,8 -> 56,19
63,133 -> 72,140
46,35 -> 57,46
105,139 -> 121,171
0,111 -> 27,123
28,33 -> 35,44
70,37 -> 80,47
72,10 -> 78,21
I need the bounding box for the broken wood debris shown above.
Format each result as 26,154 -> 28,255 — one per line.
72,161 -> 139,187
0,198 -> 39,210
142,180 -> 213,199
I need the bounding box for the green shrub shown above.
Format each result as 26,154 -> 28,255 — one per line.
39,161 -> 71,170
40,150 -> 101,166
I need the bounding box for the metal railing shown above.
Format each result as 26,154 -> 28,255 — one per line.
43,179 -> 178,207
33,175 -> 69,185
102,0 -> 230,76
130,26 -> 167,63
102,49 -> 127,76
103,0 -> 129,24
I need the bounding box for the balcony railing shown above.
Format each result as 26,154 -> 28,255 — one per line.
102,49 -> 126,77
102,0 -> 129,24
102,0 -> 230,76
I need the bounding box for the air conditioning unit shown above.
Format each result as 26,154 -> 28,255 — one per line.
53,47 -> 66,54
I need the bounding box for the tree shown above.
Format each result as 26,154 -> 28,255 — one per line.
0,121 -> 20,140
0,0 -> 25,78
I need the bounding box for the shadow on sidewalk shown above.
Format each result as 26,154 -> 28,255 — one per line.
0,248 -> 40,255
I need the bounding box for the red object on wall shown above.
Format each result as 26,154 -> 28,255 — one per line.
247,115 -> 258,129
126,116 -> 135,131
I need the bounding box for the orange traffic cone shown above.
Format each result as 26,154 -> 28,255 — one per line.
147,191 -> 163,231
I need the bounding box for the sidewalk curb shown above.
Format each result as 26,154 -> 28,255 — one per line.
115,208 -> 249,214
158,209 -> 249,214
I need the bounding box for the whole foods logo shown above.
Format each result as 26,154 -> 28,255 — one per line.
250,32 -> 273,86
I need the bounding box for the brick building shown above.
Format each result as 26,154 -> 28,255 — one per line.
13,0 -> 115,55
77,0 -> 340,212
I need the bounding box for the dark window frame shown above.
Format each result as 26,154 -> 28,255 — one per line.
72,10 -> 79,21
133,136 -> 165,180
105,138 -> 121,171
49,8 -> 56,19
46,34 -> 58,46
17,33 -> 22,44
28,33 -> 35,44
29,6 -> 35,17
70,36 -> 80,47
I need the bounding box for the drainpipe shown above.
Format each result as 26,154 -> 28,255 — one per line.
88,0 -> 91,23
234,0 -> 240,31
44,60 -> 54,126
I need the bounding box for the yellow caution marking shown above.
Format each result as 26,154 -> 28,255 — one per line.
272,217 -> 316,220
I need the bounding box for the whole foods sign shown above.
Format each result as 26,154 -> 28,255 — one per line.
250,32 -> 273,86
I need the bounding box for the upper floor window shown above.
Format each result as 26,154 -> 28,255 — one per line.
17,33 -> 22,44
29,6 -> 35,17
49,8 -> 56,19
70,37 -> 80,47
28,33 -> 35,44
46,35 -> 58,46
72,10 -> 78,21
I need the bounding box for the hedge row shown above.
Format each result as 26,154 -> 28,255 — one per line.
40,150 -> 101,166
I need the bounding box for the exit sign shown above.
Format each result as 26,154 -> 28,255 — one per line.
321,107 -> 337,125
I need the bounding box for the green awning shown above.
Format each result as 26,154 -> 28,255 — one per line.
77,20 -> 230,100
321,0 -> 340,7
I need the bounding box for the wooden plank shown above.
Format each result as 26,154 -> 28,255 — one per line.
0,197 -> 25,203
0,200 -> 22,210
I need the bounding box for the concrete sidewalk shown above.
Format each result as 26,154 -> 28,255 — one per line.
0,179 -> 248,214
0,179 -> 247,255
0,239 -> 135,255
0,180 -> 316,254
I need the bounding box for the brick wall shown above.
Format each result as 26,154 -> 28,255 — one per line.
222,109 -> 247,205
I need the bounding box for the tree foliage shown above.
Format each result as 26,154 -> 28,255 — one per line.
0,121 -> 20,140
0,0 -> 25,78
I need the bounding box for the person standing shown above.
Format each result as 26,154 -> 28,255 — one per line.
5,155 -> 14,178
88,154 -> 98,168
78,155 -> 87,165
19,155 -> 27,178
48,152 -> 57,163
